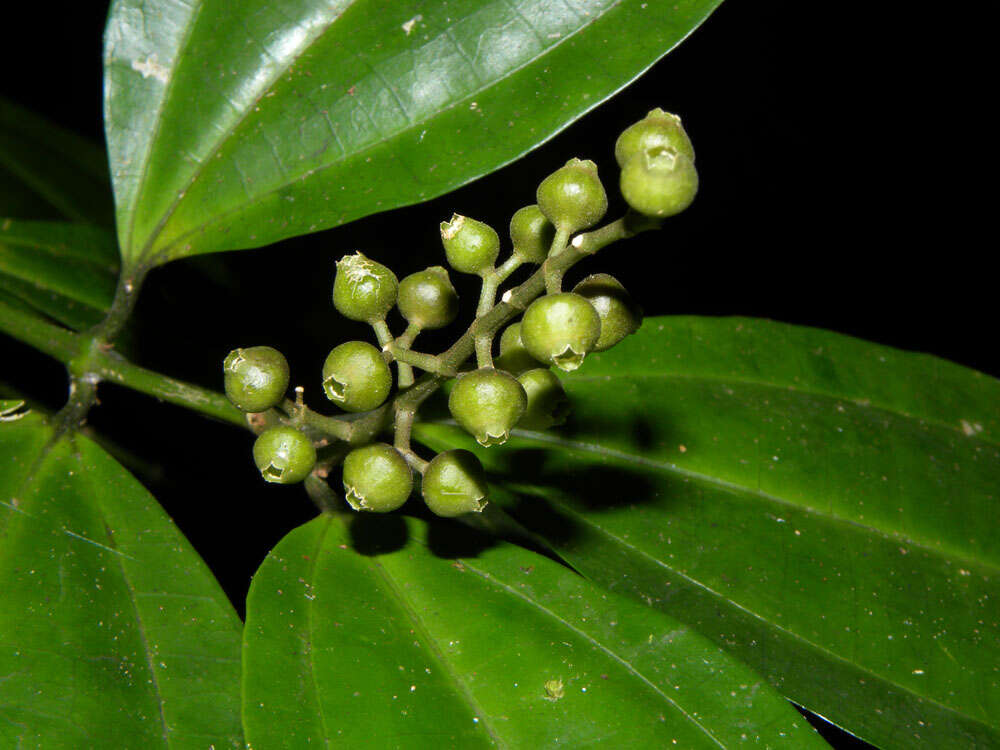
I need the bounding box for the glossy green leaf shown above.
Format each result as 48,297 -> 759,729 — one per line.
417,316 -> 1000,749
104,0 -> 721,267
0,405 -> 243,748
0,219 -> 119,330
243,512 -> 826,748
0,98 -> 114,226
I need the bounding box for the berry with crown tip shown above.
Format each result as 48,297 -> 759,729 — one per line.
332,252 -> 398,322
536,158 -> 608,234
615,108 -> 695,168
509,204 -> 555,264
397,266 -> 459,329
517,368 -> 570,430
342,443 -> 413,512
495,322 -> 543,375
223,346 -> 289,413
253,426 -> 316,484
440,214 -> 500,275
520,293 -> 601,372
422,449 -> 489,517
572,273 -> 643,351
448,368 -> 527,447
321,341 -> 392,412
620,147 -> 698,218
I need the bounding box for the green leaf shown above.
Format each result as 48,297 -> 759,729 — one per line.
0,98 -> 114,226
242,512 -> 825,748
104,0 -> 721,267
0,219 -> 119,330
417,316 -> 1000,749
0,408 -> 243,748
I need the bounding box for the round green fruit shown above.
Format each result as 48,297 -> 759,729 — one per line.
615,108 -> 695,168
397,266 -> 459,329
440,214 -> 500,275
572,273 -> 642,351
422,450 -> 489,517
332,252 -> 398,322
495,322 -> 544,375
509,204 -> 555,264
620,147 -> 698,218
517,369 -> 570,430
253,427 -> 316,485
520,293 -> 601,372
321,341 -> 392,412
342,443 -> 413,512
536,158 -> 608,234
448,368 -> 527,447
223,346 -> 289,412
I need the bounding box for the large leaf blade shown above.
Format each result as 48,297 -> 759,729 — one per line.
0,98 -> 114,226
104,0 -> 721,266
242,512 -> 826,748
417,316 -> 1000,749
0,404 -> 243,748
0,219 -> 119,331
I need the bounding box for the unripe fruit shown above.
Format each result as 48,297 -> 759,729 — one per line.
517,368 -> 570,430
509,204 -> 555,264
536,158 -> 608,234
615,108 -> 695,168
572,273 -> 643,351
422,450 -> 489,517
321,341 -> 392,412
440,214 -> 500,275
333,252 -> 398,322
342,443 -> 413,512
253,426 -> 316,484
397,266 -> 459,329
620,147 -> 698,218
448,367 -> 527,447
495,322 -> 543,375
224,346 -> 289,412
520,293 -> 602,372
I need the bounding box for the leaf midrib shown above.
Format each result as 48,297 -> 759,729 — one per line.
507,426 -> 1000,576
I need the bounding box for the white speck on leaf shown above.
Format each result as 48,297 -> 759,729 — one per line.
131,55 -> 169,83
402,15 -> 422,35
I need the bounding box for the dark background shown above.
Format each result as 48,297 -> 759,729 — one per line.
1,2 -> 987,748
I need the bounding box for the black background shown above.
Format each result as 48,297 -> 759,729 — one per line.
1,2 -> 989,747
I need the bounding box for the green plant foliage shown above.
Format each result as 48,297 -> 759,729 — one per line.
0,403 -> 244,748
103,0 -> 722,267
417,316 -> 1000,749
0,98 -> 114,226
0,219 -> 119,330
242,513 -> 827,748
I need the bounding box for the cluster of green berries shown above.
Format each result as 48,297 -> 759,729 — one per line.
222,110 -> 697,518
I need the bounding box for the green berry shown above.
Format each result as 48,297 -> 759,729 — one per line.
422,450 -> 489,517
440,214 -> 499,275
536,158 -> 608,234
615,108 -> 695,168
520,293 -> 602,372
223,346 -> 289,412
253,427 -> 316,484
332,252 -> 398,322
572,274 -> 643,351
517,369 -> 570,430
397,266 -> 459,329
509,205 -> 555,264
321,341 -> 392,412
448,368 -> 527,447
494,322 -> 543,375
342,443 -> 413,512
620,147 -> 698,218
